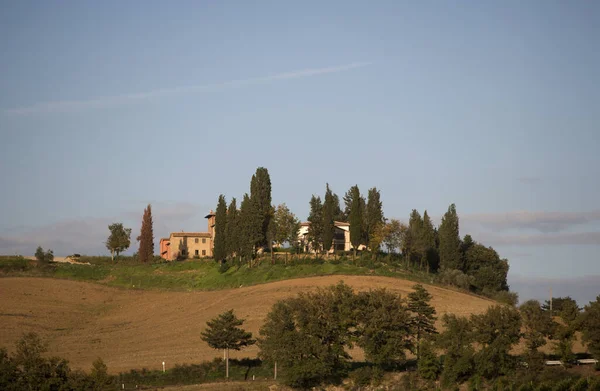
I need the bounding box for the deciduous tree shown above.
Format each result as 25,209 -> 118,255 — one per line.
201,310 -> 255,379
581,295 -> 600,358
382,219 -> 405,255
105,223 -> 131,262
437,314 -> 475,387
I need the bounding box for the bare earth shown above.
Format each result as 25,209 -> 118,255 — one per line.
0,276 -> 495,373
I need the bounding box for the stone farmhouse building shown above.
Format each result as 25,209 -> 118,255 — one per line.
159,211 -> 215,260
298,221 -> 358,253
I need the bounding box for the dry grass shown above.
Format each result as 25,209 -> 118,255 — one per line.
1,276 -> 496,373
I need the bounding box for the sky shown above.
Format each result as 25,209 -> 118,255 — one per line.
1,1 -> 599,304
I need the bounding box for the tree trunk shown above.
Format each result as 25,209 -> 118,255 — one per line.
110,249 -> 114,262
274,361 -> 277,380
226,348 -> 229,379
270,243 -> 274,265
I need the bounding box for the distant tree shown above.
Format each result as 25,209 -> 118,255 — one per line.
331,193 -> 345,222
307,195 -> 324,254
321,184 -> 336,253
225,198 -> 239,261
34,246 -> 45,262
382,219 -> 406,255
273,203 -> 300,255
421,211 -> 438,272
266,206 -> 276,264
201,310 -> 255,379
249,167 -> 272,249
520,300 -> 556,372
408,284 -> 437,359
34,246 -> 54,263
464,241 -> 509,293
437,314 -> 475,387
548,297 -> 580,365
213,195 -> 228,262
405,209 -> 423,268
356,288 -> 413,367
542,296 -> 580,320
137,204 -> 154,263
259,283 -> 356,388
346,185 -> 364,258
89,358 -> 113,391
365,187 -> 384,253
438,204 -> 462,271
471,305 -> 522,379
418,340 -> 441,381
105,223 -> 131,262
239,194 -> 262,264
581,295 -> 600,358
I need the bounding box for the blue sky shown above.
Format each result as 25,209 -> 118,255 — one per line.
1,1 -> 599,304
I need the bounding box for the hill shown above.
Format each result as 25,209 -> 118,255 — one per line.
0,276 -> 495,373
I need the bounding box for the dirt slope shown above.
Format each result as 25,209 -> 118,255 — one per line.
0,276 -> 495,373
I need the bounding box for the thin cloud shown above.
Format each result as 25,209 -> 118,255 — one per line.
517,176 -> 542,185
3,62 -> 372,115
476,231 -> 600,247
462,210 -> 600,233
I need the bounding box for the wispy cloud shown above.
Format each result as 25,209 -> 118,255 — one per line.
477,231 -> 600,246
3,62 -> 372,115
462,210 -> 600,233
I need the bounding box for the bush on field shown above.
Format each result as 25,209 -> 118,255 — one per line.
438,269 -> 474,290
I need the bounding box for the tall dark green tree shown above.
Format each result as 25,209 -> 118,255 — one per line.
421,211 -> 438,272
239,194 -> 262,263
201,310 -> 255,379
365,187 -> 385,251
307,195 -> 324,254
322,184 -> 336,253
331,193 -> 345,222
346,185 -> 364,258
408,284 -> 437,359
225,198 -> 239,261
438,204 -> 463,271
213,195 -> 228,262
406,209 -> 423,268
249,167 -> 272,249
137,204 -> 154,263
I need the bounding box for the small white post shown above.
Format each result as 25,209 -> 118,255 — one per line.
162,361 -> 165,373
252,375 -> 255,381
122,384 -> 124,390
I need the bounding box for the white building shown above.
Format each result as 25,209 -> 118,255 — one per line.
298,221 -> 365,253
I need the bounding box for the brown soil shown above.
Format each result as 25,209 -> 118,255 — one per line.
0,276 -> 496,373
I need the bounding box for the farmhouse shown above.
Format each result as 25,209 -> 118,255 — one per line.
298,221 -> 356,253
159,211 -> 215,260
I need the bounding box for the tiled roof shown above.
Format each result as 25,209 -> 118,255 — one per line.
300,221 -> 350,227
171,232 -> 211,238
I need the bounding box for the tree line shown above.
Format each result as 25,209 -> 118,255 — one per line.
202,284 -> 600,390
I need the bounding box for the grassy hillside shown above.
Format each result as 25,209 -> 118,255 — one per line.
1,255 -> 439,291
0,275 -> 495,373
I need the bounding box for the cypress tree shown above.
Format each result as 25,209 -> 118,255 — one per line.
365,187 -> 384,252
225,198 -> 239,261
438,203 -> 463,271
239,194 -> 262,264
249,167 -> 272,249
321,184 -> 335,254
406,210 -> 423,268
307,195 -> 324,254
138,204 -> 154,263
347,185 -> 364,259
213,195 -> 228,262
421,211 -> 438,272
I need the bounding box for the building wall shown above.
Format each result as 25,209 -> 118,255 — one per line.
169,235 -> 213,259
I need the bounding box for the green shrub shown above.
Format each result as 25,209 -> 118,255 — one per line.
218,262 -> 230,274
551,377 -> 573,391
349,366 -> 383,387
493,291 -> 519,306
0,256 -> 31,273
438,269 -> 474,290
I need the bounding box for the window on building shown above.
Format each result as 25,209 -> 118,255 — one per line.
195,238 -> 199,243
202,238 -> 206,244
202,250 -> 206,256
181,249 -> 186,256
